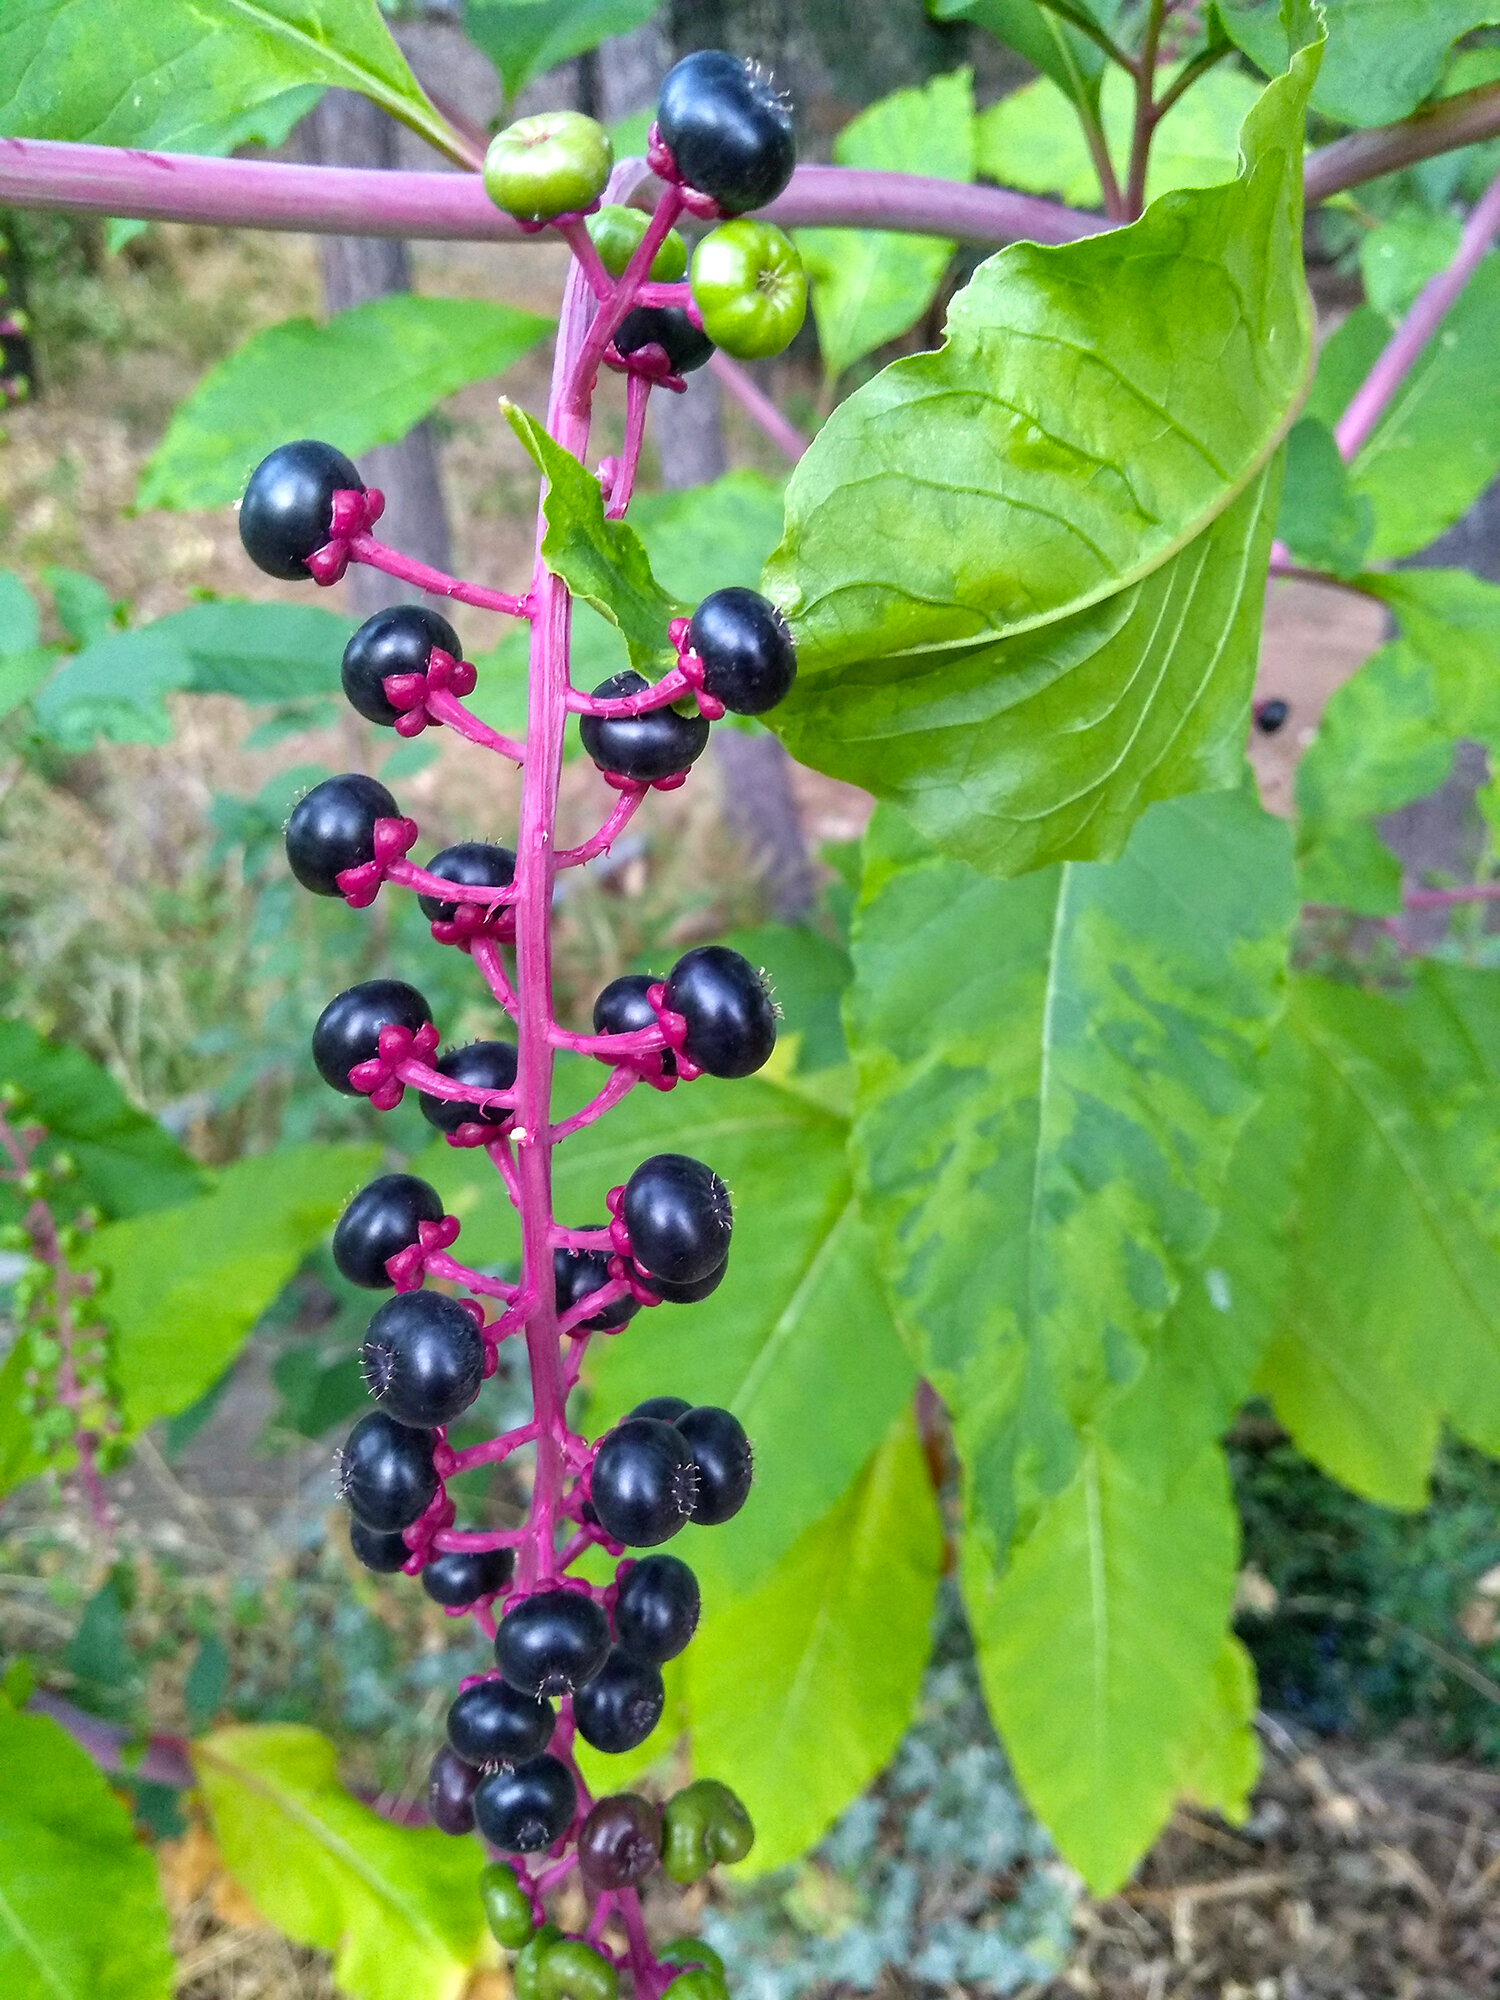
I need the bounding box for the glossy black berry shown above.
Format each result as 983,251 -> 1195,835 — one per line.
418,1041 -> 518,1135
573,1649 -> 665,1755
593,974 -> 676,1079
657,51 -> 796,215
448,1678 -> 555,1768
417,841 -> 516,923
1254,697 -> 1290,734
349,1518 -> 410,1574
421,1546 -> 515,1608
496,1588 -> 611,1698
361,1290 -> 484,1428
554,1243 -> 638,1333
665,945 -> 776,1078
342,605 -> 463,727
474,1754 -> 577,1852
580,672 -> 711,784
689,588 -> 796,715
312,979 -> 432,1094
614,1554 -> 700,1664
613,305 -> 713,375
578,1793 -> 663,1891
590,1417 -> 698,1547
239,439 -> 363,580
285,773 -> 399,897
638,1257 -> 728,1305
340,1412 -> 438,1531
628,1397 -> 692,1423
333,1173 -> 446,1290
429,1745 -> 480,1835
622,1154 -> 732,1285
677,1406 -> 753,1526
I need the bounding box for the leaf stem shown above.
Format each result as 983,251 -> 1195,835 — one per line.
1035,0 -> 1140,74
1124,0 -> 1167,220
1150,40 -> 1232,125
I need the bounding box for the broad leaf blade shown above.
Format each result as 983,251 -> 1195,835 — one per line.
1274,414 -> 1372,577
467,0 -> 666,103
930,0 -> 1112,110
1214,0 -> 1500,126
141,297 -> 551,513
32,626 -> 197,750
167,599 -> 357,701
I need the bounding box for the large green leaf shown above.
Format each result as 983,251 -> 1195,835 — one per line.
0,1701 -> 173,2000
847,788 -> 1297,1557
1273,414 -> 1372,578
0,0 -> 460,160
796,70 -> 974,382
1215,0 -> 1500,126
32,625 -> 198,750
466,0 -> 665,104
930,0 -> 1115,112
195,1724 -> 492,2000
688,1414 -> 943,1874
765,50 -> 1315,879
140,298 -> 552,513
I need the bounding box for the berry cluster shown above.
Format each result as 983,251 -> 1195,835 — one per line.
237,50 -> 803,2000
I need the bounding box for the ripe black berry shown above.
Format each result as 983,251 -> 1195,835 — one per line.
613,305 -> 714,375
614,1554 -> 700,1663
285,773 -> 399,897
593,974 -> 675,1079
590,1417 -> 698,1547
580,672 -> 711,783
340,1412 -> 438,1531
333,1173 -> 446,1289
448,1678 -> 555,1768
639,1257 -> 728,1304
419,1041 -> 518,1135
429,1745 -> 480,1835
573,1649 -> 665,1754
555,1243 -> 639,1333
657,51 -> 796,215
342,605 -> 462,727
312,980 -> 432,1094
496,1588 -> 611,1698
349,1518 -> 410,1574
677,1406 -> 753,1525
629,1397 -> 692,1423
474,1754 -> 577,1852
422,1546 -> 515,1608
1254,697 -> 1290,734
665,945 -> 776,1077
622,1154 -> 732,1285
361,1290 -> 484,1429
689,588 -> 796,715
239,439 -> 363,580
417,841 -> 517,923
578,1793 -> 662,1891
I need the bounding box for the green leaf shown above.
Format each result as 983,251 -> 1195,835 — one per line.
688,1414 -> 943,1874
505,401 -> 682,678
1214,0 -> 1500,127
626,471 -> 789,607
0,647 -> 56,722
44,567 -> 119,646
717,921 -> 852,1076
1359,208 -> 1462,321
1274,415 -> 1372,577
0,1020 -> 206,1227
0,1701 -> 173,2000
796,70 -> 974,382
847,788 -> 1297,1558
765,50 -> 1316,879
163,599 -> 357,702
32,626 -> 197,749
140,297 -> 551,513
0,0 -> 461,162
466,0 -> 665,103
195,1723 -> 492,2000
930,0 -> 1115,112
0,570 -> 42,654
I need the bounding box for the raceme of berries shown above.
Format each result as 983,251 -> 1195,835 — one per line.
240,51 -> 795,1990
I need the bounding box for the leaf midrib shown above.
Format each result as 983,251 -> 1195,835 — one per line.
0,1878 -> 74,2000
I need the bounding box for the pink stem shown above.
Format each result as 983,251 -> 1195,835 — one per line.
709,351 -> 809,462
567,669 -> 693,718
423,687 -> 527,762
487,1133 -> 524,1207
606,373 -> 652,520
442,1425 -> 539,1472
556,217 -> 614,299
386,856 -> 518,906
429,1525 -> 531,1553
553,787 -> 646,867
618,1890 -> 665,1999
551,1066 -> 639,1142
558,1282 -> 631,1337
551,1023 -> 664,1058
392,1057 -> 514,1110
1403,882 -> 1500,909
1335,165 -> 1500,462
551,1225 -> 616,1251
422,1252 -> 518,1301
536,1852 -> 580,1895
345,535 -> 531,616
565,189 -> 686,425
471,937 -> 520,1017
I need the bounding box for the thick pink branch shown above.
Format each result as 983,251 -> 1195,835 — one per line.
709,352 -> 808,462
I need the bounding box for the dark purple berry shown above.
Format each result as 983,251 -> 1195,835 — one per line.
573,1649 -> 665,1755
422,1546 -> 515,1608
590,1418 -> 698,1548
239,440 -> 363,581
637,1257 -> 728,1305
689,588 -> 796,715
418,1041 -> 518,1135
417,841 -> 516,923
342,605 -> 462,727
628,1397 -> 692,1423
657,51 -> 796,215
311,979 -> 432,1094
622,1154 -> 732,1285
578,1793 -> 663,1890
555,1242 -> 638,1333
285,773 -> 399,897
613,305 -> 713,375
333,1173 -> 446,1290
592,974 -> 676,1079
361,1290 -> 484,1429
339,1412 -> 438,1531
677,1406 -> 753,1526
447,1678 -> 555,1768
473,1754 -> 576,1852
580,672 -> 710,784
429,1745 -> 480,1835
349,1518 -> 410,1574
665,945 -> 776,1078
614,1554 -> 700,1664
1254,697 -> 1290,734
496,1588 -> 611,1698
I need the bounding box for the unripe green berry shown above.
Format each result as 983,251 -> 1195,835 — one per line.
484,114 -> 612,223
663,1971 -> 730,2000
536,1939 -> 618,2000
478,1861 -> 535,1950
661,1780 -> 754,1883
514,1926 -> 564,2000
586,205 -> 688,282
659,1939 -> 726,1979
